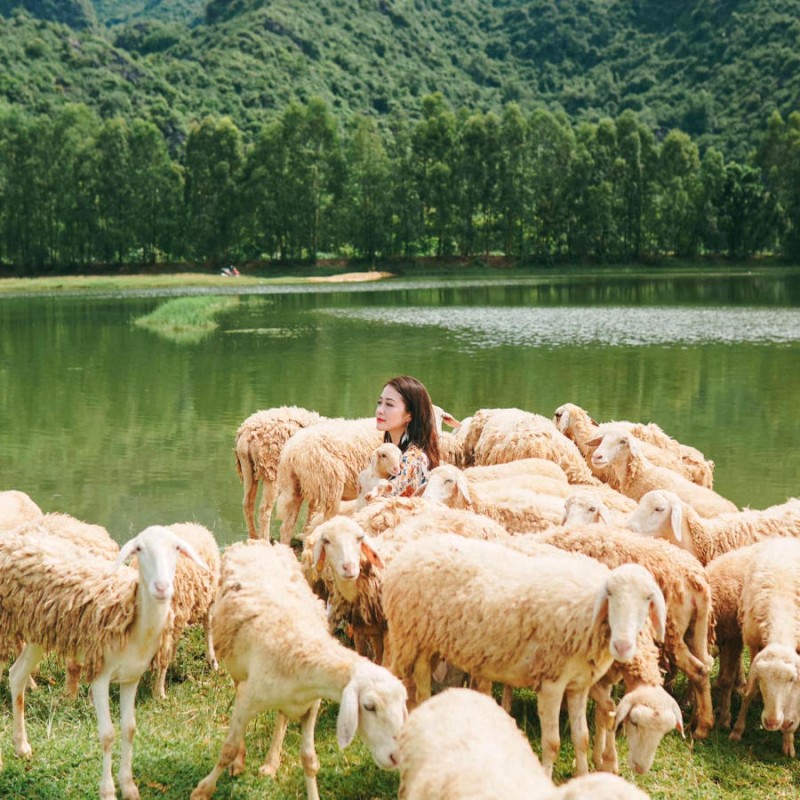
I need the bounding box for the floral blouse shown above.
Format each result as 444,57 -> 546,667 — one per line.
388,444 -> 430,498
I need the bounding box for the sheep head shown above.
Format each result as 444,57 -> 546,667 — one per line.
562,492 -> 613,527
371,443 -> 402,479
746,645 -> 800,732
589,429 -> 639,471
312,517 -> 384,586
627,490 -> 685,545
421,465 -> 472,509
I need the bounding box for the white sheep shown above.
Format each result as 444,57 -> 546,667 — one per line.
0,489 -> 42,530
627,488 -> 800,565
729,537 -> 800,754
274,416 -> 384,543
460,407 -> 600,484
589,429 -> 737,517
190,539 -> 407,800
151,522 -> 221,700
421,463 -> 566,533
234,405 -> 324,539
519,524 -> 714,738
463,456 -> 570,486
553,402 -> 714,488
0,525 -> 206,798
356,443 -> 403,509
383,533 -> 665,776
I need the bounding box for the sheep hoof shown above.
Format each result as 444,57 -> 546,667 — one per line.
693,724 -> 712,740
121,783 -> 141,800
14,743 -> 32,760
729,729 -> 743,742
258,763 -> 279,779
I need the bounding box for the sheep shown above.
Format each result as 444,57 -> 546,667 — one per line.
0,525 -> 207,798
553,402 -> 714,488
461,407 -> 600,484
589,429 -> 737,517
383,533 -> 665,776
730,538 -> 800,753
396,687 -> 552,800
356,443 -> 403,509
151,522 -> 221,700
421,463 -> 566,533
0,489 -> 42,530
562,492 -> 616,527
234,405 -> 324,539
463,456 -> 570,486
552,773 -> 652,799
189,539 -> 407,800
274,416 -> 384,543
627,488 -> 800,565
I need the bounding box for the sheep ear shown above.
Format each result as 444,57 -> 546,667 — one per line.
337,679 -> 360,749
361,538 -> 384,570
597,504 -> 613,526
441,411 -> 460,428
586,436 -> 603,448
313,536 -> 326,573
592,586 -> 609,628
649,587 -> 667,642
669,499 -> 683,542
670,695 -> 685,738
457,473 -> 472,506
557,409 -> 570,432
174,536 -> 209,571
114,536 -> 140,569
614,694 -> 633,732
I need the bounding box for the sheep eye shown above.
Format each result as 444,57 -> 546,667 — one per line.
322,538 -> 330,545
628,718 -> 639,728
363,702 -> 376,713
588,506 -> 597,513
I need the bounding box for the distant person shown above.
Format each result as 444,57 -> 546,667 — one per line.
375,375 -> 440,497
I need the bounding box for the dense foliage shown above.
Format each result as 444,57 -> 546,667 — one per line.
1,96 -> 798,272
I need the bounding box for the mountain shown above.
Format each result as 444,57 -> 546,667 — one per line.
0,0 -> 797,158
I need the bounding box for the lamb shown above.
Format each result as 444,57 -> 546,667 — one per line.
589,429 -> 737,517
627,488 -> 800,565
234,405 -> 324,539
0,489 -> 42,530
518,524 -> 714,737
460,407 -> 600,484
275,416 -> 383,543
553,402 -> 714,488
421,463 -> 566,533
0,525 -> 207,798
356,443 -> 402,509
729,538 -> 800,754
383,533 -> 665,776
151,522 -> 221,700
190,539 -> 407,800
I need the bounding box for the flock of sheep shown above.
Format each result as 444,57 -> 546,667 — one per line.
1,398 -> 799,799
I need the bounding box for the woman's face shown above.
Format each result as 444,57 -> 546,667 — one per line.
376,384 -> 411,441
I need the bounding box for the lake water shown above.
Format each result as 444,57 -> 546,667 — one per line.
2,268 -> 799,545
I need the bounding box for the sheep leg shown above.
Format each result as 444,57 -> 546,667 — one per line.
257,481 -> 277,541
258,712 -> 290,778
589,679 -> 619,773
204,607 -> 218,671
90,673 -> 117,800
672,641 -> 714,737
241,464 -> 259,540
299,701 -> 322,800
411,654 -> 433,710
730,681 -> 760,742
9,642 -> 43,760
566,686 -> 592,776
537,682 -> 566,779
118,680 -> 141,800
501,685 -> 514,713
716,639 -> 744,730
65,659 -> 83,699
782,729 -> 796,758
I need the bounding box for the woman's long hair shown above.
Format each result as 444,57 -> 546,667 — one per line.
382,375 -> 440,468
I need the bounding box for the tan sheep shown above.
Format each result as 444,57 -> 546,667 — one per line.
0,525 -> 207,797
589,429 -> 737,517
275,416 -> 383,544
356,443 -> 403,509
553,402 -> 714,488
0,489 -> 42,530
729,537 -> 800,755
422,463 -> 566,533
190,539 -> 407,800
627,488 -> 800,565
383,534 -> 665,777
463,456 -> 570,486
234,405 -> 324,539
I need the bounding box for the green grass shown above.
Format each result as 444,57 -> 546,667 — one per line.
132,295 -> 240,342
1,630 -> 800,799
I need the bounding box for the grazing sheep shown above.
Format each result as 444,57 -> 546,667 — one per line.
627,489 -> 800,565
461,408 -> 600,484
422,464 -> 566,533
275,416 -> 383,544
553,402 -> 714,488
730,538 -> 800,753
190,539 -> 407,800
589,430 -> 737,517
0,525 -> 206,798
356,443 -> 403,509
524,524 -> 714,738
0,489 -> 42,530
234,405 -> 324,540
151,522 -> 221,700
397,687 -> 551,800
383,534 -> 665,776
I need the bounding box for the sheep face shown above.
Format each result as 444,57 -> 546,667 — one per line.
312,517 -> 383,583
627,490 -> 684,544
337,660 -> 407,769
593,564 -> 666,663
747,646 -> 800,732
553,403 -> 574,434
615,686 -> 684,774
421,466 -> 471,509
589,430 -> 636,470
562,493 -> 612,527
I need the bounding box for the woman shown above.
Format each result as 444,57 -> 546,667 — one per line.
375,375 -> 440,498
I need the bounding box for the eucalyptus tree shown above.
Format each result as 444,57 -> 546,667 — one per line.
496,102 -> 528,257
385,112 -> 423,257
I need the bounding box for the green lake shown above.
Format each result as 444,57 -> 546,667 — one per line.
2,268 -> 799,545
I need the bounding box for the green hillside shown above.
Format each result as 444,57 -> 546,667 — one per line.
0,0 -> 797,157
